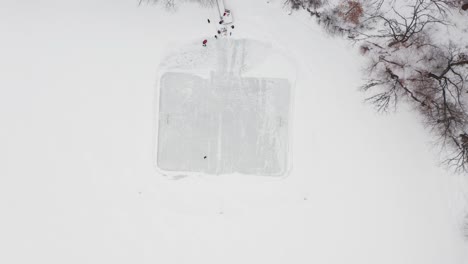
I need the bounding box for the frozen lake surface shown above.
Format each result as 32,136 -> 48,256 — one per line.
157,72 -> 291,176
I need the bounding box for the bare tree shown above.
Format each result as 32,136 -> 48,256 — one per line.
363,42 -> 468,170
358,0 -> 449,45
287,0 -> 468,172
359,0 -> 468,171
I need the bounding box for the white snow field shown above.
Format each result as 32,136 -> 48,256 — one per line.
156,39 -> 293,176
1,0 -> 468,264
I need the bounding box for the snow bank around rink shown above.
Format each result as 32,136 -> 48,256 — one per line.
154,38 -> 297,178
157,38 -> 296,81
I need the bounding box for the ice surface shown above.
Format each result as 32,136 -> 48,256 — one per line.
155,38 -> 294,176
157,72 -> 290,176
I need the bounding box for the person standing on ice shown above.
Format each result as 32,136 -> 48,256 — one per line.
202,39 -> 207,47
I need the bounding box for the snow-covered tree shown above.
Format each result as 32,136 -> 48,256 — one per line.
287,0 -> 468,172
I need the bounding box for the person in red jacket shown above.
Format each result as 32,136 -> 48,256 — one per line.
202,39 -> 207,47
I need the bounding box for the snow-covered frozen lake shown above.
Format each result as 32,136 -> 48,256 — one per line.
1,0 -> 468,263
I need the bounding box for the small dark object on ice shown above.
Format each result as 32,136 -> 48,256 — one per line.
231,25 -> 234,29
202,39 -> 207,47
230,32 -> 232,36
207,18 -> 210,23
215,35 -> 218,39
219,20 -> 224,24
217,30 -> 221,34
204,156 -> 207,159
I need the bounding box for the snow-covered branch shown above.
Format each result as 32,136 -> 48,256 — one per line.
287,0 -> 468,172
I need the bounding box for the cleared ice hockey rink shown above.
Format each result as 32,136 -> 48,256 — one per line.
155,39 -> 295,177
157,72 -> 291,176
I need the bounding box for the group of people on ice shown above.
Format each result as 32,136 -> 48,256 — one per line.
202,9 -> 235,47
